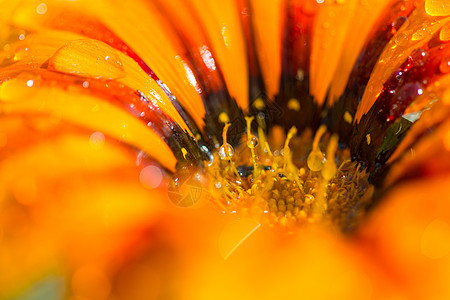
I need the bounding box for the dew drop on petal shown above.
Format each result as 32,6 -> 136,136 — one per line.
392,16 -> 409,31
412,28 -> 427,41
394,33 -> 409,46
89,131 -> 105,149
36,3 -> 47,14
13,46 -> 29,61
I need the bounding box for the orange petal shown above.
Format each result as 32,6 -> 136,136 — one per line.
0,77 -> 177,171
0,115 -> 167,298
48,39 -> 126,80
359,175 -> 450,299
187,0 -> 249,109
310,0 -> 358,105
250,0 -> 284,100
355,3 -> 450,122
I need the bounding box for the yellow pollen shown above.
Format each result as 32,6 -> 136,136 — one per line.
343,111 -> 353,124
253,98 -> 265,110
218,112 -> 230,123
287,98 -> 301,111
283,126 -> 298,173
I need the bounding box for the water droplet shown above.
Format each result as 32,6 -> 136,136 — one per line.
392,16 -> 409,31
307,150 -> 325,172
89,131 -> 105,149
13,46 -> 29,61
36,3 -> 47,14
412,28 -> 427,41
218,143 -> 234,160
394,33 -> 409,46
322,22 -> 330,29
247,135 -> 259,149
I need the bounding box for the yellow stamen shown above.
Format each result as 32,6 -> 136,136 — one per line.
283,126 -> 298,173
206,118 -> 372,230
181,147 -> 188,160
245,116 -> 258,174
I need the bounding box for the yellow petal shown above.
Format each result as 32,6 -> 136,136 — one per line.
425,0 -> 450,17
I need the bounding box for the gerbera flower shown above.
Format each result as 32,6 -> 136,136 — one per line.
1,0 -> 450,299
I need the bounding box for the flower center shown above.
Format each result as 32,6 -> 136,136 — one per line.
205,115 -> 374,232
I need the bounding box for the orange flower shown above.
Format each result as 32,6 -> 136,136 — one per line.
0,0 -> 450,299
